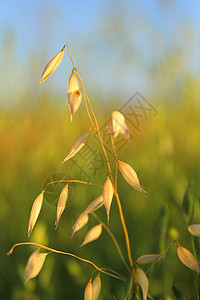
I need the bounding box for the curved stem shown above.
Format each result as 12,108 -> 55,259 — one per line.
92,212 -> 130,273
44,179 -> 103,192
7,242 -> 126,281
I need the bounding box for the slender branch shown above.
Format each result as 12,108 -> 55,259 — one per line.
108,119 -> 135,277
44,179 -> 103,192
110,117 -> 118,189
115,162 -> 118,190
113,191 -> 133,267
82,86 -> 96,128
92,212 -> 130,273
7,242 -> 126,281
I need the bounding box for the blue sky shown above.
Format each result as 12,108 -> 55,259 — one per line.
1,0 -> 200,103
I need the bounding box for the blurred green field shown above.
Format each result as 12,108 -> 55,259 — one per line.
0,75 -> 200,299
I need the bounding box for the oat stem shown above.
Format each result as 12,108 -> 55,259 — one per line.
44,179 -> 103,191
66,44 -> 136,287
92,212 -> 130,273
7,242 -> 126,281
82,91 -> 96,129
110,117 -> 118,189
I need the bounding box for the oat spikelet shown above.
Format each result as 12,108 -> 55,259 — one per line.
62,129 -> 91,163
177,245 -> 199,272
39,46 -> 65,84
111,111 -> 130,140
69,89 -> 82,121
28,191 -> 44,237
67,69 -> 82,121
84,279 -> 93,300
81,224 -> 102,247
136,267 -> 149,300
136,254 -> 163,265
92,274 -> 101,300
72,214 -> 89,237
82,195 -> 104,215
118,160 -> 146,196
188,224 -> 200,237
55,183 -> 69,229
24,248 -> 49,284
103,176 -> 114,222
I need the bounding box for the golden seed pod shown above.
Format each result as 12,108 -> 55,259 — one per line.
84,279 -> 93,300
118,160 -> 146,196
188,224 -> 200,237
24,249 -> 49,284
39,46 -> 65,84
81,224 -> 102,247
67,69 -> 79,93
69,89 -> 82,122
72,214 -> 89,237
55,183 -> 69,229
62,129 -> 91,163
177,245 -> 199,272
82,195 -> 104,216
111,111 -> 130,140
92,274 -> 101,300
28,191 -> 44,237
136,254 -> 163,265
103,176 -> 114,222
136,267 -> 149,300
67,69 -> 82,121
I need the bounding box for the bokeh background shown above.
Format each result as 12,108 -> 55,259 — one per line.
1,0 -> 200,299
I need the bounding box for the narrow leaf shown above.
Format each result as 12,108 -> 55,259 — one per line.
92,274 -> 101,300
111,111 -> 130,140
62,130 -> 91,163
136,267 -> 149,300
172,281 -> 184,299
103,176 -> 114,222
84,279 -> 93,300
188,224 -> 200,237
39,46 -> 65,83
55,183 -> 69,229
24,249 -> 49,284
28,191 -> 44,237
81,224 -> 102,247
177,245 -> 199,272
82,195 -> 104,215
72,214 -> 89,237
182,185 -> 194,222
124,273 -> 134,300
136,254 -> 163,265
118,160 -> 146,196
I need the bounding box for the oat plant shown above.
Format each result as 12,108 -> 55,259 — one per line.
8,45 -> 200,299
